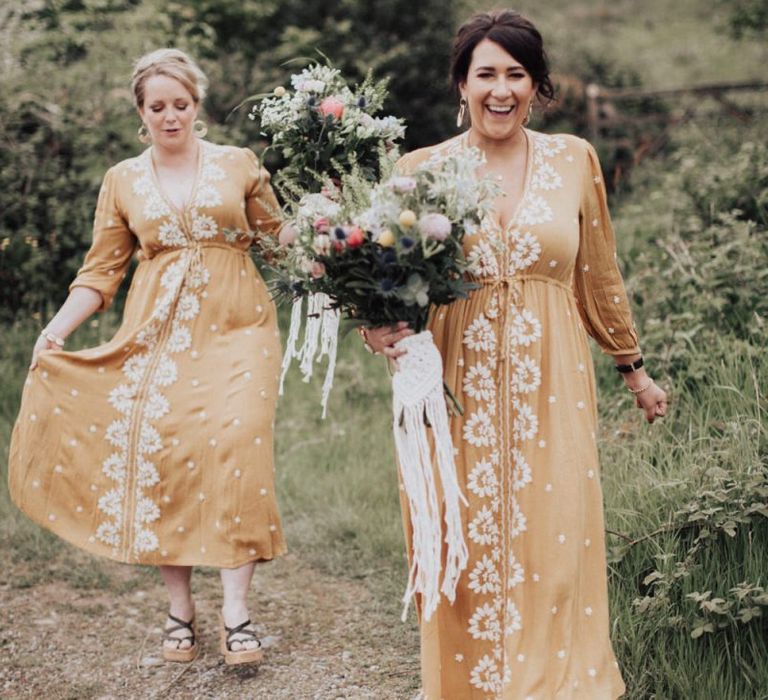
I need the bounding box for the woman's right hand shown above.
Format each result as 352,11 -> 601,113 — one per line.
29,335 -> 59,370
363,322 -> 414,359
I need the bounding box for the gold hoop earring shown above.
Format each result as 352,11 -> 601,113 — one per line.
137,124 -> 151,144
193,119 -> 208,138
523,101 -> 533,126
456,97 -> 467,129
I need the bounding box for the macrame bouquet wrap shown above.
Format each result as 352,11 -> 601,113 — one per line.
252,65 -> 498,618
392,330 -> 468,620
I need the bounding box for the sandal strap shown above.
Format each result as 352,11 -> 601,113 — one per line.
225,618 -> 262,651
164,614 -> 196,646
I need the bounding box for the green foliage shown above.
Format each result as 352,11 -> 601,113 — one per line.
0,1 -> 164,321
620,136 -> 768,384
721,0 -> 768,38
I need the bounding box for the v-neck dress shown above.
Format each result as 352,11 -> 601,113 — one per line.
396,130 -> 636,699
8,140 -> 287,568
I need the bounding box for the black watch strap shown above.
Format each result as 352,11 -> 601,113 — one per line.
615,357 -> 644,373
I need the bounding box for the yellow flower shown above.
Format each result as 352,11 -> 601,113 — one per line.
398,209 -> 417,228
378,229 -> 395,247
273,86 -> 286,98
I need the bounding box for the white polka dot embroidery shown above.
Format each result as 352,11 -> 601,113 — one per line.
558,534 -> 566,544
177,526 -> 184,533
588,668 -> 597,678
585,539 -> 592,547
517,654 -> 525,662
54,465 -> 63,473
209,324 -> 218,332
234,469 -> 241,478
162,495 -> 171,503
70,389 -> 78,397
234,516 -> 242,524
557,650 -> 566,659
585,607 -> 593,616
576,401 -> 585,410
54,407 -> 62,415
259,488 -> 267,496
30,414 -> 37,422
548,395 -> 556,403
587,469 -> 595,479
187,461 -> 195,470
551,606 -> 558,615
545,483 -> 553,492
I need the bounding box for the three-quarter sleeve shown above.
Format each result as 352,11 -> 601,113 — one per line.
573,141 -> 640,355
69,167 -> 137,312
243,148 -> 282,238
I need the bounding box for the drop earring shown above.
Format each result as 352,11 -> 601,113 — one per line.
456,97 -> 467,129
523,101 -> 533,126
137,124 -> 151,144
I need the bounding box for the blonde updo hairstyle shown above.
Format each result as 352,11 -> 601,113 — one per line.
131,48 -> 208,109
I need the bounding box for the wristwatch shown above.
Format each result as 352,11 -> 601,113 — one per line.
615,357 -> 644,373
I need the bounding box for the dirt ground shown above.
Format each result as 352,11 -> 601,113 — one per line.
0,552 -> 421,699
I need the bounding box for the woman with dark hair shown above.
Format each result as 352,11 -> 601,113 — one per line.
364,9 -> 667,698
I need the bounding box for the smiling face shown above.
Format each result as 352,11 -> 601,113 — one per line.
138,74 -> 199,150
460,38 -> 537,143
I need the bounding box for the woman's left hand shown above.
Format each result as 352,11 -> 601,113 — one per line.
632,379 -> 668,424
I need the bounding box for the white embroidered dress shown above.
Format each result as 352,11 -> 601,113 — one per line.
397,130 -> 637,699
9,141 -> 287,568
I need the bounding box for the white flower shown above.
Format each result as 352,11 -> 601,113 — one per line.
139,420 -> 163,455
102,452 -> 126,482
312,234 -> 331,255
468,505 -> 499,546
144,388 -> 170,420
133,527 -> 159,553
509,230 -> 542,271
470,654 -> 502,693
144,192 -> 171,220
96,521 -> 120,547
105,419 -> 129,450
463,408 -> 496,447
532,161 -> 563,191
505,602 -> 523,635
535,134 -> 567,159
510,499 -> 527,538
466,240 -> 500,278
510,355 -> 541,394
132,173 -> 153,196
137,456 -> 160,488
167,325 -> 191,353
389,176 -> 417,193
135,496 -> 160,524
418,213 -> 452,241
467,458 -> 498,498
297,78 -> 326,93
160,260 -> 186,290
463,314 -> 496,353
468,554 -> 501,595
176,292 -> 200,321
108,383 -> 136,415
98,487 -> 125,519
152,355 -> 178,387
158,220 -> 186,246
518,193 -> 553,226
511,448 -> 532,491
508,308 -> 542,347
191,213 -> 218,240
463,363 -> 495,403
468,603 -> 501,641
508,552 -> 525,588
513,400 -> 538,441
202,162 -> 226,182
195,185 -> 222,208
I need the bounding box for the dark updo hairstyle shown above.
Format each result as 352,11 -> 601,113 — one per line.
450,10 -> 555,103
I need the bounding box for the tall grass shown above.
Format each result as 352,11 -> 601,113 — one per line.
2,125 -> 766,698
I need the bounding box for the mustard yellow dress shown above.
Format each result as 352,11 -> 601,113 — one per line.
399,130 -> 636,699
9,141 -> 287,568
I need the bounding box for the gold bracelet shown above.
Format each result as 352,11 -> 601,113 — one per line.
627,377 -> 653,395
357,326 -> 376,355
41,329 -> 66,347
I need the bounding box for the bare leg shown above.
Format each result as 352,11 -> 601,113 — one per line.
220,561 -> 260,651
160,565 -> 195,650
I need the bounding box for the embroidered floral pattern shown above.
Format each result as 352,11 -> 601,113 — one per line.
93,144 -> 227,558
455,132 -> 567,696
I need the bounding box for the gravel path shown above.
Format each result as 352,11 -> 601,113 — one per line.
0,551 -> 420,699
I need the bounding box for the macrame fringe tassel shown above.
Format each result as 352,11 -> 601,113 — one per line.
392,331 -> 468,623
278,293 -> 340,418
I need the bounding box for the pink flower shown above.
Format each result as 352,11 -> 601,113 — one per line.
390,176 -> 417,193
313,217 -> 330,233
310,261 -> 326,279
319,96 -> 344,120
346,226 -> 365,248
419,213 -> 452,241
278,222 -> 298,245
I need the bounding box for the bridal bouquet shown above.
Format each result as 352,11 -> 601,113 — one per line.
250,63 -> 405,195
276,147 -> 498,621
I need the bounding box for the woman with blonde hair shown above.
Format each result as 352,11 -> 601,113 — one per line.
9,48 -> 286,665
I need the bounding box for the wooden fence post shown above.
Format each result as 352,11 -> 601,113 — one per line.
586,83 -> 600,143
